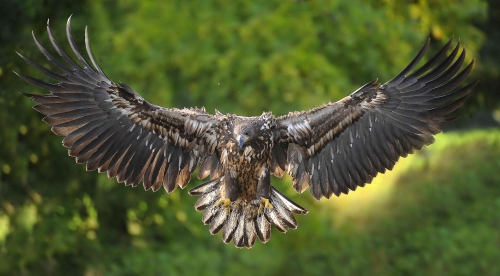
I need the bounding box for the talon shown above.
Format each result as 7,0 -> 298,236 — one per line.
216,198 -> 231,215
258,197 -> 273,215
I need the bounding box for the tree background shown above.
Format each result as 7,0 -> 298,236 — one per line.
1,0 -> 499,275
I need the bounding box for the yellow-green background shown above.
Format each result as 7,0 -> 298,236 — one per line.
1,0 -> 499,275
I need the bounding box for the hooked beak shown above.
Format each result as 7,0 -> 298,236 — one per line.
237,135 -> 245,148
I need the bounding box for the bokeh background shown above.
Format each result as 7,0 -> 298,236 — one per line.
1,0 -> 499,275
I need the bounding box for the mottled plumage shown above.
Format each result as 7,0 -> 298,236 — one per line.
18,17 -> 475,248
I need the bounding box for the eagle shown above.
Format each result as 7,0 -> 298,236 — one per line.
17,17 -> 475,248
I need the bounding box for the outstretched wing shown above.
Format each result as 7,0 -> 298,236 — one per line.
17,17 -> 221,192
273,38 -> 476,200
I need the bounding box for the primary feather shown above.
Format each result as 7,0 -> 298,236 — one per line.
18,16 -> 475,248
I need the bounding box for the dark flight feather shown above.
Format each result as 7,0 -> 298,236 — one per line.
19,17 -> 219,194
276,38 -> 476,199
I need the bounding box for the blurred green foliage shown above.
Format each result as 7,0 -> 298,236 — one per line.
0,0 -> 499,275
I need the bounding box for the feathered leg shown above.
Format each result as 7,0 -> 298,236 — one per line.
256,168 -> 273,214
216,170 -> 239,215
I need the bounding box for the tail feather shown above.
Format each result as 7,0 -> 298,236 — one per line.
192,179 -> 221,211
255,213 -> 271,244
209,208 -> 226,235
188,178 -> 308,249
222,209 -> 240,243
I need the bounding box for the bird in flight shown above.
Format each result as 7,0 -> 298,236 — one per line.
17,16 -> 475,248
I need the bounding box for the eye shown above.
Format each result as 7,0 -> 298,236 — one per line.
244,131 -> 249,136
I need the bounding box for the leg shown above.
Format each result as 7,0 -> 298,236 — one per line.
224,170 -> 239,202
258,197 -> 274,214
256,168 -> 273,214
216,170 -> 239,215
215,198 -> 231,215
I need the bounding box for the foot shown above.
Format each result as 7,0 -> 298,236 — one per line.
258,197 -> 274,215
216,198 -> 231,215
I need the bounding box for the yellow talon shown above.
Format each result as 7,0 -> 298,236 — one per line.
258,197 -> 274,215
216,198 -> 231,215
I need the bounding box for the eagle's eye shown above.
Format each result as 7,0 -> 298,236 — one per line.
244,131 -> 249,136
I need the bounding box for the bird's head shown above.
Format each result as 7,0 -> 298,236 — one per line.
233,115 -> 272,149
234,120 -> 258,149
